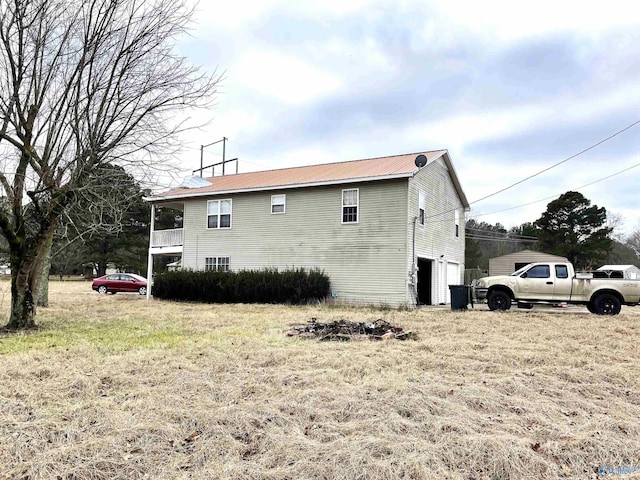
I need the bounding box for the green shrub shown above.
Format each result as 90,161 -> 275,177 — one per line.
151,267 -> 330,304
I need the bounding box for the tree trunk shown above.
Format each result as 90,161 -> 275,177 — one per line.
37,233 -> 54,307
7,257 -> 39,329
98,262 -> 107,277
5,228 -> 56,329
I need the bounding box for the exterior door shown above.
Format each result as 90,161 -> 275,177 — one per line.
446,262 -> 460,304
515,264 -> 555,300
552,264 -> 573,300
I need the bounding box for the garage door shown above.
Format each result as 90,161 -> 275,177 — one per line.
446,262 -> 460,304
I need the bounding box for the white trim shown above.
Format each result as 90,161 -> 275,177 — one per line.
454,209 -> 460,239
205,256 -> 230,272
341,188 -> 359,224
145,172 -> 413,203
271,194 -> 286,214
206,199 -> 232,229
150,245 -> 183,255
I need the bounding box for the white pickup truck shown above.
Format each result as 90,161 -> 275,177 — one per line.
473,262 -> 640,315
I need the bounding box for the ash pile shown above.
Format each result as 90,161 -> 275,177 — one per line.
286,318 -> 413,341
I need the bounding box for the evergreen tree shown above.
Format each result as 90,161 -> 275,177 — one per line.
534,191 -> 612,269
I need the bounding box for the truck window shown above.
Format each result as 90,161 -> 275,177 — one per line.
555,265 -> 569,279
525,265 -> 550,278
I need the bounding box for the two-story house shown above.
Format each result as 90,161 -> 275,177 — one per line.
145,150 -> 470,307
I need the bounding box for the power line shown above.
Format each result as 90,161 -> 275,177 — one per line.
465,235 -> 537,244
465,227 -> 537,240
471,158 -> 640,220
468,118 -> 640,206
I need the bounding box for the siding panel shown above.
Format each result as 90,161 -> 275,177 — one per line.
182,180 -> 409,306
407,157 -> 466,305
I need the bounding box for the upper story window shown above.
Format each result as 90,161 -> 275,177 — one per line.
419,191 -> 425,226
271,194 -> 286,214
342,188 -> 359,224
454,209 -> 460,238
207,199 -> 232,229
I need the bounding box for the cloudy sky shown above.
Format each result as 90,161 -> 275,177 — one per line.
171,0 -> 640,235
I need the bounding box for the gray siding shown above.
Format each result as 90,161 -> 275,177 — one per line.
181,180 -> 409,306
407,158 -> 466,305
489,250 -> 569,276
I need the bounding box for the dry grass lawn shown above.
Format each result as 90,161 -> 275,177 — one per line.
1,280 -> 640,479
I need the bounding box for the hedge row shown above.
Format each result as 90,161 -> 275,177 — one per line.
151,267 -> 331,304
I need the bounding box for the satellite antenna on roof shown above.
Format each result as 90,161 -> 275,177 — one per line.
414,154 -> 428,168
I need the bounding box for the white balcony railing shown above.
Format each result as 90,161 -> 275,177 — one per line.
151,228 -> 184,248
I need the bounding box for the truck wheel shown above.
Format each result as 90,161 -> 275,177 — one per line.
488,291 -> 511,311
592,293 -> 621,315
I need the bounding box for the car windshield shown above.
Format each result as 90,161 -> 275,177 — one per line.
127,274 -> 146,282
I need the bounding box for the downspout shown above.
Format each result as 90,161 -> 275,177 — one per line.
146,203 -> 155,300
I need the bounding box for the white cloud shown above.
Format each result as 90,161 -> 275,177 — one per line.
231,50 -> 343,104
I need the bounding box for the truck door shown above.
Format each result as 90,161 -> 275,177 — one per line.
515,264 -> 555,300
552,264 -> 573,300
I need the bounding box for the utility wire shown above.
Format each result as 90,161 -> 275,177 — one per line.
468,118 -> 640,206
471,158 -> 640,219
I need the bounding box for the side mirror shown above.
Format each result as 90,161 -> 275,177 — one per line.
521,272 -> 528,278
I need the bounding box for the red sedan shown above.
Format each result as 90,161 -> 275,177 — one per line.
92,273 -> 147,295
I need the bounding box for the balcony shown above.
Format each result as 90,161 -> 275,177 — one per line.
150,228 -> 184,254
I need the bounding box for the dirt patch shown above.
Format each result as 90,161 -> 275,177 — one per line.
286,318 -> 414,341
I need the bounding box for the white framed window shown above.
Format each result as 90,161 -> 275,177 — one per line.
342,188 -> 359,224
205,256 -> 230,272
454,209 -> 460,238
271,194 -> 286,214
419,191 -> 425,226
207,199 -> 232,229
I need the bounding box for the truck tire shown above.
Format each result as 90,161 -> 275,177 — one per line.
586,302 -> 597,314
487,291 -> 511,311
592,293 -> 621,315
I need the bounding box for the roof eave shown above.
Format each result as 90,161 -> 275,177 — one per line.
144,172 -> 414,203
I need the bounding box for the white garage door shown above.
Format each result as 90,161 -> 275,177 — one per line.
446,262 -> 460,304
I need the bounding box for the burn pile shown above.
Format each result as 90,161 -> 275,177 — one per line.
286,318 -> 413,341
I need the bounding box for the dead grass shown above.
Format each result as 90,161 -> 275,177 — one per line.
1,281 -> 640,479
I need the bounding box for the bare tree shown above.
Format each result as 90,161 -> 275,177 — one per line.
627,224 -> 640,258
0,0 -> 220,329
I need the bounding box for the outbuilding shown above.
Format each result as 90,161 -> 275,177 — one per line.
489,249 -> 569,276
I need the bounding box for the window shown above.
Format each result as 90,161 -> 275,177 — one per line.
454,209 -> 460,238
207,199 -> 232,229
555,265 -> 569,279
525,265 -> 550,279
271,194 -> 286,214
419,191 -> 425,226
205,257 -> 230,272
342,189 -> 358,223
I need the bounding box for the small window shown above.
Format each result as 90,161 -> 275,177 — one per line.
207,199 -> 232,229
525,265 -> 550,279
342,189 -> 358,223
205,257 -> 230,272
555,265 -> 569,279
454,209 -> 460,238
419,191 -> 425,226
271,194 -> 286,214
